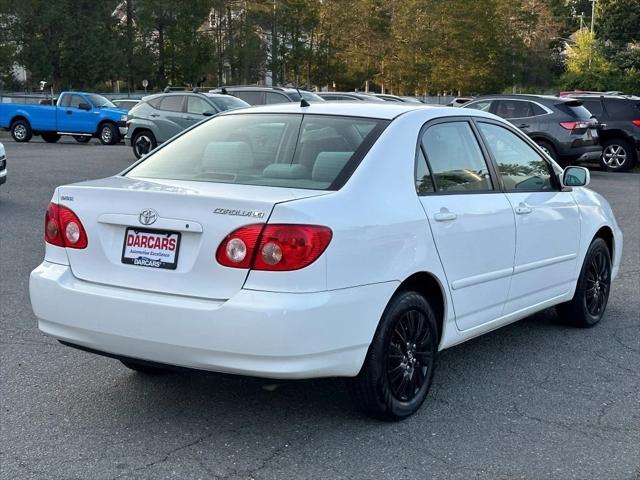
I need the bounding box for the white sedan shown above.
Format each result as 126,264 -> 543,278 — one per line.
30,102 -> 622,420
0,142 -> 6,186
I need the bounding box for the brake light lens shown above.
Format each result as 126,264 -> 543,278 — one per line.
560,121 -> 590,131
632,119 -> 640,128
216,224 -> 332,271
45,203 -> 88,249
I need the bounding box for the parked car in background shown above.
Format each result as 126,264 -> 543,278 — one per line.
210,86 -> 324,105
463,94 -> 602,166
316,92 -> 386,102
0,142 -> 6,187
125,91 -> 249,158
112,99 -> 140,112
0,92 -> 127,145
560,93 -> 640,172
368,93 -> 423,103
448,97 -> 474,107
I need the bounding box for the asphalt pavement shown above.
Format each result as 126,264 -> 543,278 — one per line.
1,137 -> 639,480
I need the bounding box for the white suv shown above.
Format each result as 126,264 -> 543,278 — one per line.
30,103 -> 622,419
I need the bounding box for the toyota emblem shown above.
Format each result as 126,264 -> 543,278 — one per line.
138,208 -> 158,226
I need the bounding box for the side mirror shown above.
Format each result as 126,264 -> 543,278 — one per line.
202,110 -> 217,117
563,166 -> 590,187
78,102 -> 91,111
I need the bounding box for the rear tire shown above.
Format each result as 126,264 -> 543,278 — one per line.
41,133 -> 61,143
556,238 -> 611,328
120,359 -> 170,374
10,119 -> 32,142
73,135 -> 91,143
98,122 -> 119,145
348,290 -> 438,421
600,138 -> 636,172
132,130 -> 157,159
535,140 -> 558,162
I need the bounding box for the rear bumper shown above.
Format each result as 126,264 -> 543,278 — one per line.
561,145 -> 602,163
30,262 -> 397,379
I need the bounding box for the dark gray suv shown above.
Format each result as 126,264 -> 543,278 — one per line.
463,95 -> 602,166
210,86 -> 324,105
125,92 -> 249,158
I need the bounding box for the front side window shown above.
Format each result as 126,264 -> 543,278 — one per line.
478,122 -> 554,192
421,122 -> 493,192
68,95 -> 85,108
187,96 -> 213,115
127,114 -> 388,190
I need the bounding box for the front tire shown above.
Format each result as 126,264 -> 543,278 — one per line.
10,119 -> 32,142
536,140 -> 558,162
348,291 -> 438,420
98,122 -> 119,145
41,133 -> 61,143
120,359 -> 170,374
556,238 -> 611,328
600,138 -> 636,172
132,130 -> 157,159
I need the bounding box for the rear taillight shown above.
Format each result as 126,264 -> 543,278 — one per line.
216,224 -> 332,271
45,203 -> 88,249
632,119 -> 640,128
560,121 -> 590,131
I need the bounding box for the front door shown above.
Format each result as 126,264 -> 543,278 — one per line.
475,120 -> 581,314
56,94 -> 95,133
417,120 -> 516,331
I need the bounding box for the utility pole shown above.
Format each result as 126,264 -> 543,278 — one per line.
589,0 -> 596,69
579,12 -> 584,30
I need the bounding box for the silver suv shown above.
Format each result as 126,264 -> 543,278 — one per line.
125,92 -> 249,158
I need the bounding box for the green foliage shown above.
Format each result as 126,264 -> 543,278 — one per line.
0,0 -> 635,94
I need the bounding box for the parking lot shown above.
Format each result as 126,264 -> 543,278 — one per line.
0,137 -> 639,480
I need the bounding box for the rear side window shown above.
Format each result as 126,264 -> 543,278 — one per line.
605,99 -> 638,118
147,97 -> 162,109
158,96 -> 185,112
126,114 -> 389,190
530,103 -> 547,116
421,122 -> 493,192
265,92 -> 290,104
494,100 -> 532,119
556,101 -> 592,120
234,91 -> 264,105
581,99 -> 604,117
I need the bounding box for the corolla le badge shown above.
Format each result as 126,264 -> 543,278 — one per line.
213,208 -> 265,219
138,208 -> 159,226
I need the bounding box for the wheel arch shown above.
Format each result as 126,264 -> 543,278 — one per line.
599,129 -> 633,145
593,225 -> 614,261
394,271 -> 446,342
10,115 -> 30,128
96,118 -> 117,134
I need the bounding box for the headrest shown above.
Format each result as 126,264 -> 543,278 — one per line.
262,163 -> 310,179
202,141 -> 254,171
312,151 -> 352,183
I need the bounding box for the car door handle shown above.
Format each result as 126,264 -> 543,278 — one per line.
517,123 -> 529,129
150,113 -> 160,118
434,212 -> 457,222
515,205 -> 532,215
66,110 -> 72,115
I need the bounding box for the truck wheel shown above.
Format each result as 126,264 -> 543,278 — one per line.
11,119 -> 32,142
73,135 -> 91,143
132,130 -> 157,158
99,122 -> 119,145
41,133 -> 61,143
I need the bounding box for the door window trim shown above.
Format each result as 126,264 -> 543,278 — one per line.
472,117 -> 562,192
414,116 -> 501,196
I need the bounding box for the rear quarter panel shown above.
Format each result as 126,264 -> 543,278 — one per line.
0,103 -> 57,131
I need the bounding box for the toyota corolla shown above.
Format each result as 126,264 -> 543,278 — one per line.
29,102 -> 622,420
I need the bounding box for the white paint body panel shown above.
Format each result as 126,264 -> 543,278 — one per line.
29,103 -> 623,378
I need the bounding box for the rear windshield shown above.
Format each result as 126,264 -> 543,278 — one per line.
126,114 -> 389,190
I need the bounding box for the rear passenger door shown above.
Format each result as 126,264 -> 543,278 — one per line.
493,99 -> 538,135
155,95 -> 187,141
417,119 -> 516,331
475,120 -> 580,314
